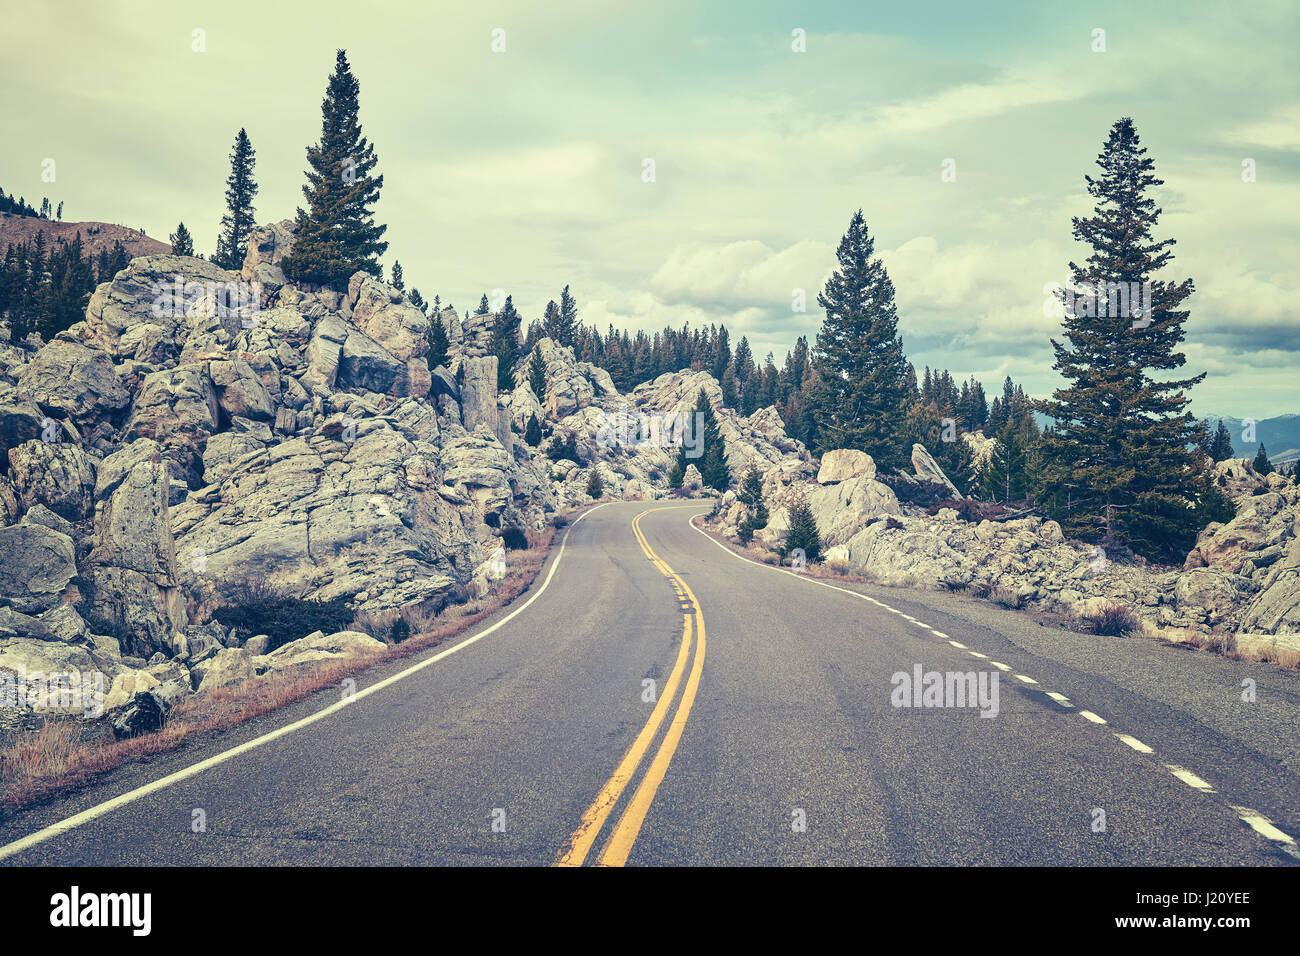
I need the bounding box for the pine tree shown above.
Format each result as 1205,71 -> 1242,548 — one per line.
782,494 -> 822,564
1252,444 -> 1274,475
1209,419 -> 1234,461
524,412 -> 542,447
812,209 -> 913,469
493,296 -> 522,390
426,312 -> 450,370
280,50 -> 387,287
409,288 -> 426,313
213,128 -> 258,270
542,300 -> 563,342
667,456 -> 685,490
527,347 -> 547,399
980,417 -> 1033,503
675,388 -> 730,491
736,467 -> 769,546
1037,118 -> 1206,561
390,260 -> 404,291
169,222 -> 195,257
550,284 -> 577,346
585,469 -> 604,498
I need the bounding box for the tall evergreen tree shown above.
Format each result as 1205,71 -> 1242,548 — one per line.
527,347 -> 547,399
812,209 -> 913,469
1252,444 -> 1274,475
674,388 -> 730,491
281,50 -> 387,287
390,260 -> 404,291
1208,419 -> 1234,462
213,128 -> 258,270
551,284 -> 578,346
1037,118 -> 1205,560
169,222 -> 195,257
426,312 -> 450,370
493,295 -> 522,390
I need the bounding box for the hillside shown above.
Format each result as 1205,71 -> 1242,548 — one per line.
0,211 -> 171,258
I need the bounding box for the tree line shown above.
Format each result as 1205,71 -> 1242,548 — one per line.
0,232 -> 130,341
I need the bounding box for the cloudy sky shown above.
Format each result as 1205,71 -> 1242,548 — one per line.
2,0 -> 1296,416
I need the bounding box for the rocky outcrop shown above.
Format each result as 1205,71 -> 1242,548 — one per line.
1,222 -> 822,734
84,439 -> 187,656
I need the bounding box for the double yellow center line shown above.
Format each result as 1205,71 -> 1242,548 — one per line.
556,505 -> 706,866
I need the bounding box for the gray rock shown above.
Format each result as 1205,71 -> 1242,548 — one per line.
6,439 -> 98,520
0,523 -> 77,613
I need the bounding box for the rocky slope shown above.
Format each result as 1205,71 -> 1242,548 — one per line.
0,219 -> 809,735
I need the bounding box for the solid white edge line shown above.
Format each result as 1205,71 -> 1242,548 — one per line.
0,503 -> 610,862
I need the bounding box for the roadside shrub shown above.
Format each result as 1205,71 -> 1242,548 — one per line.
501,526 -> 529,550
212,580 -> 355,653
389,617 -> 411,644
550,513 -> 570,529
1079,604 -> 1138,637
546,433 -> 580,462
989,586 -> 1025,609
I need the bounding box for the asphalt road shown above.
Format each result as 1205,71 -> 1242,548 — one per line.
1,501 -> 1297,866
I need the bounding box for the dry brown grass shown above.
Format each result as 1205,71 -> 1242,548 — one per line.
0,528 -> 558,811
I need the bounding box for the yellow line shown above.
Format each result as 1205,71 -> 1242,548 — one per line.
556,611 -> 692,866
556,504 -> 707,867
598,574 -> 705,866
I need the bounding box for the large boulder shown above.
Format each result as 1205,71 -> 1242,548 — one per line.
338,329 -> 404,394
0,523 -> 77,613
817,449 -> 875,485
18,340 -> 129,423
255,629 -> 384,676
910,443 -> 962,498
6,440 -> 98,520
208,358 -> 276,421
346,273 -> 431,398
124,365 -> 219,481
85,254 -> 239,362
1239,537 -> 1300,634
84,440 -> 186,656
240,219 -> 296,301
459,356 -> 499,435
301,312 -> 350,393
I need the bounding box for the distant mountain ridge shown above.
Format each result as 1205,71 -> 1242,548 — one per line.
1028,410 -> 1299,465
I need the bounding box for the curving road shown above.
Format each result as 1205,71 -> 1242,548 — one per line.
1,501 -> 1297,866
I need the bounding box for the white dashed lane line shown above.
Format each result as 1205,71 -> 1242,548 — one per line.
689,515 -> 1300,855
1233,808 -> 1297,847
1165,765 -> 1216,793
1115,733 -> 1155,754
